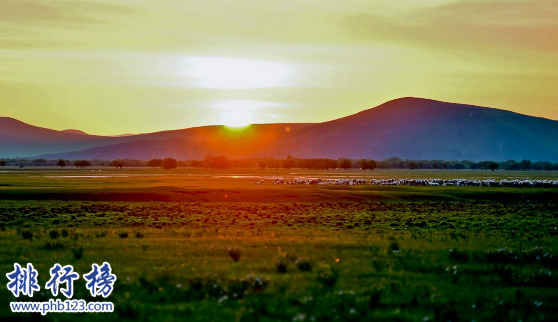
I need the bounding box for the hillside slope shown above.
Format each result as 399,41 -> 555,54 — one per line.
2,98 -> 558,161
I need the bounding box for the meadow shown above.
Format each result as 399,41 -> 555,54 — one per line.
0,168 -> 557,321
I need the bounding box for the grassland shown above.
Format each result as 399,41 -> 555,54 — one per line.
0,168 -> 557,321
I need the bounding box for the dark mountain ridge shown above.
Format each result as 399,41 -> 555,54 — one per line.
1,98 -> 557,161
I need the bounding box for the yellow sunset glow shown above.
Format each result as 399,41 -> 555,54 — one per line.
0,0 -> 556,135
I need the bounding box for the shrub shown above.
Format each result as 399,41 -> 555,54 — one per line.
316,265 -> 338,287
228,247 -> 241,262
368,290 -> 382,307
21,231 -> 33,240
485,248 -> 518,264
72,246 -> 84,260
449,248 -> 469,262
118,232 -> 129,238
389,242 -> 400,252
275,259 -> 288,273
372,258 -> 387,272
43,242 -> 64,250
95,231 -> 107,238
61,229 -> 69,238
295,258 -> 312,272
227,275 -> 269,298
49,230 -> 59,239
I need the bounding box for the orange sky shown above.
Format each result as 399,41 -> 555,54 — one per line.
1,0 -> 557,135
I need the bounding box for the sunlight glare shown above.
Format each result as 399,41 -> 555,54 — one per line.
181,57 -> 292,89
212,100 -> 284,127
221,111 -> 253,128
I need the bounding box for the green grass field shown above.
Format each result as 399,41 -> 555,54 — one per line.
0,168 -> 557,320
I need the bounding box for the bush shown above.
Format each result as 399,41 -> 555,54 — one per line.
449,248 -> 469,262
275,259 -> 288,273
43,242 -> 64,250
295,258 -> 312,272
389,242 -> 400,252
368,290 -> 382,307
21,231 -> 33,240
485,248 -> 518,264
118,232 -> 129,238
372,258 -> 387,272
72,246 -> 84,260
95,231 -> 107,238
228,247 -> 241,262
49,230 -> 59,239
316,264 -> 338,287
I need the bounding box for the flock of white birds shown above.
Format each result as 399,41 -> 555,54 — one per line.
251,178 -> 558,188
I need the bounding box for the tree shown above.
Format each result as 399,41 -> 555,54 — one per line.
454,163 -> 465,170
148,159 -> 162,168
210,156 -> 231,170
110,160 -> 124,169
339,158 -> 352,170
271,161 -> 281,170
488,162 -> 499,172
284,155 -> 295,169
359,159 -> 367,170
73,160 -> 91,168
203,154 -> 213,169
520,159 -> 532,170
359,159 -> 376,171
258,161 -> 267,169
33,158 -> 47,166
57,159 -> 66,168
0,160 -> 6,168
533,161 -> 552,171
387,157 -> 403,169
190,160 -> 204,168
409,161 -> 418,170
162,158 -> 178,170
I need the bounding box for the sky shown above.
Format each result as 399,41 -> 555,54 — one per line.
1,0 -> 557,135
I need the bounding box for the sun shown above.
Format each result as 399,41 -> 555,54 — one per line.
221,111 -> 253,128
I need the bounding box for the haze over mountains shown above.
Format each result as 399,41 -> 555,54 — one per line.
1,98 -> 558,162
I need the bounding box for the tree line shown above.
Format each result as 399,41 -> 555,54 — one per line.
1,156 -> 558,171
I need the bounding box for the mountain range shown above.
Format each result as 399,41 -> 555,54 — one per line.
1,97 -> 557,161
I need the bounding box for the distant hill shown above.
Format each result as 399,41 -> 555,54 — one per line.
1,98 -> 558,161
